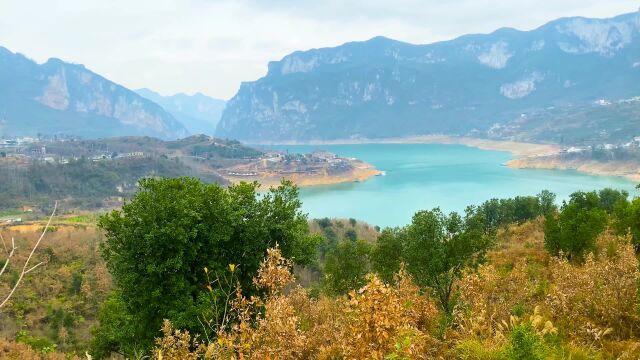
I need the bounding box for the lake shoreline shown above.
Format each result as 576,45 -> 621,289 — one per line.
257,136 -> 640,182
255,135 -> 560,157
507,157 -> 640,182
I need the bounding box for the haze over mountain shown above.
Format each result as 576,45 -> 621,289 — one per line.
0,47 -> 188,139
217,12 -> 640,144
135,88 -> 226,136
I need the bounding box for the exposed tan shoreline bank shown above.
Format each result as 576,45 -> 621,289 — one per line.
507,157 -> 640,182
222,160 -> 382,188
258,135 -> 560,158
259,136 -> 640,182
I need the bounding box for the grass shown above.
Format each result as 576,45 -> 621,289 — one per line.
0,209 -> 25,217
64,214 -> 98,224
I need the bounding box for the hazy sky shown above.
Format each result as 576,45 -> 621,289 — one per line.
1,0 -> 637,99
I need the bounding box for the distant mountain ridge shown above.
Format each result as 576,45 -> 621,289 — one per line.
135,88 -> 226,136
0,47 -> 188,139
217,11 -> 640,144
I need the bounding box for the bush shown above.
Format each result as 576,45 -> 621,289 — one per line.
505,323 -> 545,360
546,238 -> 640,341
323,240 -> 371,294
544,191 -> 607,261
613,197 -> 640,250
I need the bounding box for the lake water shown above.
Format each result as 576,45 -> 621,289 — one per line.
264,144 -> 639,228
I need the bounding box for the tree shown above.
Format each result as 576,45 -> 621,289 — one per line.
512,196 -> 540,224
370,207 -> 493,314
406,208 -> 494,313
94,178 -> 320,356
369,228 -> 403,284
612,197 -> 640,251
544,191 -> 607,261
598,188 -> 628,214
344,229 -> 357,242
478,192 -> 557,230
323,240 -> 371,295
536,190 -> 557,216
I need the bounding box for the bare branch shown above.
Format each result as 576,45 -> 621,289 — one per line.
0,238 -> 16,278
24,259 -> 48,275
0,201 -> 58,310
0,232 -> 7,254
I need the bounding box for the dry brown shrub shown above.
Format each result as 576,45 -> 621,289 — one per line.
547,234 -> 640,344
0,338 -> 79,360
154,248 -> 441,359
455,259 -> 548,343
338,272 -> 439,359
252,246 -> 294,295
490,218 -> 548,269
153,320 -> 209,360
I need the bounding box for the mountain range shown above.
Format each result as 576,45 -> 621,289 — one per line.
216,11 -> 640,144
135,89 -> 225,136
0,47 -> 188,139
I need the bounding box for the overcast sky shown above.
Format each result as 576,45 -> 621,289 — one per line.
0,1 -> 637,100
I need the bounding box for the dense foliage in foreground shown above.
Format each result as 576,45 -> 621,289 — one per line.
3,178 -> 640,359
155,225 -> 640,359
92,178 -> 320,356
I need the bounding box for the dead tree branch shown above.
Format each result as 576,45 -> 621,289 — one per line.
0,232 -> 7,254
0,238 -> 15,278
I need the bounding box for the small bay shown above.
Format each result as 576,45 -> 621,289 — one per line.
265,143 -> 639,228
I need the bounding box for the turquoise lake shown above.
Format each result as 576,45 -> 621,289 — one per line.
264,144 -> 639,228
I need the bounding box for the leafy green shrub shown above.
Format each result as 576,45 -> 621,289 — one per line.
544,191 -> 607,260
505,323 -> 546,360
323,240 -> 371,294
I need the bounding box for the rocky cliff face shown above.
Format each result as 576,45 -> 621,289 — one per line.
217,12 -> 640,142
0,47 -> 188,139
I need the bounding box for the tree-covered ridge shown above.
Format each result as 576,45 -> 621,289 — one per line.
0,135 -> 262,211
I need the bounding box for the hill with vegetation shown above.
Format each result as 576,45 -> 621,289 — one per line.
2,180 -> 640,359
0,135 -> 381,212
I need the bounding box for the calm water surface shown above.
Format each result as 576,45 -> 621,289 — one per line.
264,144 -> 639,228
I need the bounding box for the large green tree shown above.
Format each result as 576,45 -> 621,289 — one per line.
544,191 -> 608,261
370,207 -> 494,313
370,228 -> 403,284
598,188 -> 629,214
323,239 -> 371,295
94,177 -> 319,357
